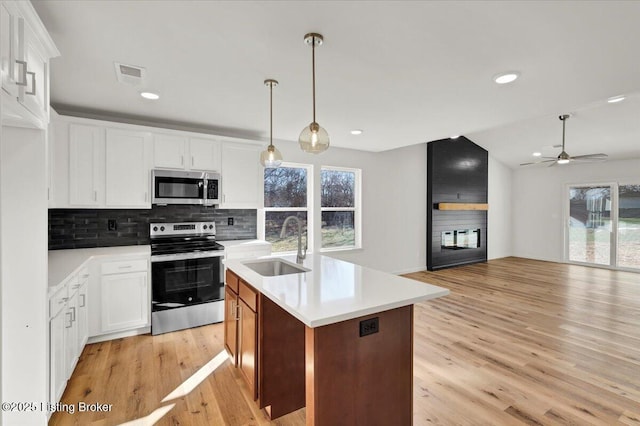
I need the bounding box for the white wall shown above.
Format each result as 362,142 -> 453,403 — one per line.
488,155 -> 512,259
511,158 -> 640,262
0,126 -> 49,425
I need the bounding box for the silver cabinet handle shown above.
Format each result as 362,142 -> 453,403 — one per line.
26,71 -> 35,95
118,265 -> 132,269
70,306 -> 76,322
72,284 -> 80,289
235,303 -> 241,321
181,155 -> 184,166
191,156 -> 194,166
15,60 -> 27,86
80,294 -> 86,308
58,299 -> 65,305
65,312 -> 73,328
94,190 -> 98,201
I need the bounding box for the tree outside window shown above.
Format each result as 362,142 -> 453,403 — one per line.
321,167 -> 361,249
264,165 -> 312,253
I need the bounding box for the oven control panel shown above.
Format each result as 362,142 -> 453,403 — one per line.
150,221 -> 216,237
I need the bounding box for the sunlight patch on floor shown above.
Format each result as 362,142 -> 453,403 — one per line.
161,350 -> 229,403
116,404 -> 176,426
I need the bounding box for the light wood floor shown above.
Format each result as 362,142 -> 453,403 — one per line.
50,257 -> 640,425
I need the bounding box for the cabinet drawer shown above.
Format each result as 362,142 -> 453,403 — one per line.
49,287 -> 68,318
226,269 -> 239,293
239,279 -> 257,312
101,258 -> 148,275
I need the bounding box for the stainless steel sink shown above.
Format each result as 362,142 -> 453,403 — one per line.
242,258 -> 310,277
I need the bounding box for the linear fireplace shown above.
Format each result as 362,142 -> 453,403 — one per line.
427,137 -> 488,270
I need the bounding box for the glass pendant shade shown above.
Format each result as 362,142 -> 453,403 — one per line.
260,78 -> 282,168
299,122 -> 329,154
260,145 -> 283,168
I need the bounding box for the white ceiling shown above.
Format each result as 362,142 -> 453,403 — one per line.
33,0 -> 640,168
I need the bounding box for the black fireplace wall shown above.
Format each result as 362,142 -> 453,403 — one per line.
427,137 -> 488,270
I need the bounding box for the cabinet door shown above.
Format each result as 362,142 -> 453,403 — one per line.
101,271 -> 149,332
224,286 -> 238,366
18,20 -> 49,124
239,298 -> 258,400
221,143 -> 262,208
64,290 -> 79,379
153,134 -> 187,169
189,137 -> 221,171
49,308 -> 66,404
69,123 -> 103,206
105,128 -> 151,207
76,281 -> 89,353
1,2 -> 18,97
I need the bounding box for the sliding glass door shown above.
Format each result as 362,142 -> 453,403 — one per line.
618,184 -> 640,269
568,185 -> 613,266
567,183 -> 640,270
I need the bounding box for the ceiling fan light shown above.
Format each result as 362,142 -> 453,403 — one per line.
557,159 -> 570,165
532,152 -> 542,157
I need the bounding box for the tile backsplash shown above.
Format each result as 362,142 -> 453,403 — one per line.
48,206 -> 257,250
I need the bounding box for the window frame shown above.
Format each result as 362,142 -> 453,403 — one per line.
262,162 -> 314,254
319,165 -> 362,252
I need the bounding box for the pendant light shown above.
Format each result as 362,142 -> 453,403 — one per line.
299,33 -> 329,154
260,79 -> 283,168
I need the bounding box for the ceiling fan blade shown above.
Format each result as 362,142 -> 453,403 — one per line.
548,160 -> 558,167
520,159 -> 556,166
571,153 -> 608,160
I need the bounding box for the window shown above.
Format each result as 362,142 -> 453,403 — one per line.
321,167 -> 361,250
264,164 -> 312,253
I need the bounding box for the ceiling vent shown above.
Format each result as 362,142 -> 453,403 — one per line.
114,62 -> 146,86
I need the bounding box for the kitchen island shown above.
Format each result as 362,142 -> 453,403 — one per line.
224,254 -> 449,425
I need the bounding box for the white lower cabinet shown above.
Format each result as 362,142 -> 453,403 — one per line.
49,285 -> 67,405
77,271 -> 89,352
64,288 -> 79,378
101,270 -> 149,332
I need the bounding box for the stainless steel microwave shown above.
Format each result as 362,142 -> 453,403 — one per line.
151,169 -> 221,206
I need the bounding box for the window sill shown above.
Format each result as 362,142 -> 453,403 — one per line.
320,246 -> 363,254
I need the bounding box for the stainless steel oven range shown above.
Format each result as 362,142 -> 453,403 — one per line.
150,221 -> 224,335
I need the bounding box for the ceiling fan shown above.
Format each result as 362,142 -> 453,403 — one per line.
520,114 -> 608,166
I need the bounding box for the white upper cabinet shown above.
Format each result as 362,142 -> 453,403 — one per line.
69,123 -> 104,207
153,133 -> 221,172
105,128 -> 152,208
221,142 -> 262,209
1,1 -> 19,98
153,133 -> 187,169
189,137 -> 221,171
0,0 -> 59,129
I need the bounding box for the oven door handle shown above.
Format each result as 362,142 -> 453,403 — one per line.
151,251 -> 225,263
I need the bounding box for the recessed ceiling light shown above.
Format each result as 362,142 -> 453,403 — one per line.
607,95 -> 625,103
140,91 -> 160,100
450,135 -> 460,139
493,72 -> 520,84
350,129 -> 363,135
532,152 -> 542,157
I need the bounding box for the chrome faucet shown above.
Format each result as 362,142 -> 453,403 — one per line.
280,216 -> 307,264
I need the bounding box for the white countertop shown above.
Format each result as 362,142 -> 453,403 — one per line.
225,254 -> 449,328
48,245 -> 150,288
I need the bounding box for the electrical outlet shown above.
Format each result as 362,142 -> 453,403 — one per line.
359,317 -> 379,337
228,217 -> 234,226
107,219 -> 117,231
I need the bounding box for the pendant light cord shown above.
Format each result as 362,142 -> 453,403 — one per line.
312,35 -> 316,124
269,82 -> 273,148
561,116 -> 566,151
